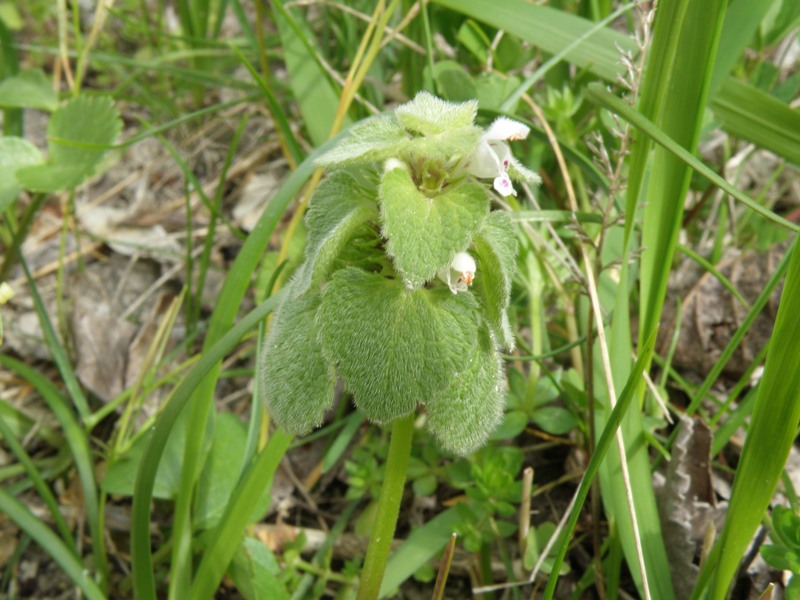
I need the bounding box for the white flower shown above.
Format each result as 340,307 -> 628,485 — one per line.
439,252 -> 476,294
463,116 -> 539,197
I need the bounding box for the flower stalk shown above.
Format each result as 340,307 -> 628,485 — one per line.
356,413 -> 415,600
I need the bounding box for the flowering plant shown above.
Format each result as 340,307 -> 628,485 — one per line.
259,92 -> 539,455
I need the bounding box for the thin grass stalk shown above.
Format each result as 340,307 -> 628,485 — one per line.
525,91 -> 656,596
0,413 -> 76,550
0,490 -> 106,600
0,354 -> 108,592
131,292 -> 285,600
585,85 -> 798,234
132,135 -> 342,598
542,332 -> 658,598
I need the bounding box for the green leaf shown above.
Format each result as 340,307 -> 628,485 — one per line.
380,165 -> 488,287
426,323 -> 504,455
298,169 -> 379,292
260,290 -> 333,436
379,507 -> 463,598
395,91 -> 478,135
272,1 -> 347,146
471,211 -> 518,349
0,68 -> 58,111
16,95 -> 121,192
228,538 -> 290,600
531,405 -> 578,435
317,267 -> 478,424
315,114 -> 408,168
0,136 -> 42,210
710,78 -> 800,166
490,410 -> 528,440
432,60 -> 478,102
194,413 -> 248,530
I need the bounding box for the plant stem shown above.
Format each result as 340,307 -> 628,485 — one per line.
357,413 -> 415,600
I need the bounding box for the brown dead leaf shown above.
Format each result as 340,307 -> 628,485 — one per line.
657,414 -> 726,599
662,243 -> 788,377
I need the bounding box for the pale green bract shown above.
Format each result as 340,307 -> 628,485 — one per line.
260,91 -> 539,454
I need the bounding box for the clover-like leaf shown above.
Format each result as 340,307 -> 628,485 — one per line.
259,289 -> 334,435
0,69 -> 59,112
297,170 -> 379,293
0,137 -> 43,210
317,267 -> 479,424
472,211 -> 518,349
395,91 -> 478,136
316,114 -> 409,168
16,94 -> 121,193
379,165 -> 488,287
426,323 -> 505,455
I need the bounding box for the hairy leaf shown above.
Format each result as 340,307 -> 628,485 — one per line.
380,166 -> 488,287
317,268 -> 479,424
471,211 -> 518,349
315,114 -> 409,168
426,323 -> 504,455
298,170 -> 379,293
260,290 -> 334,435
395,91 -> 478,135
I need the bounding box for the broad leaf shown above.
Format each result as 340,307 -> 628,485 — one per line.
315,114 -> 409,168
0,137 -> 43,210
260,290 -> 334,435
298,170 -> 379,293
228,538 -> 290,600
16,95 -> 121,192
194,413 -> 248,530
0,69 -> 59,111
426,323 -> 504,455
471,211 -> 518,349
395,91 -> 477,135
380,166 -> 488,287
317,267 -> 478,424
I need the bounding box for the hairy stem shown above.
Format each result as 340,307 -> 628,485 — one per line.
357,412 -> 415,600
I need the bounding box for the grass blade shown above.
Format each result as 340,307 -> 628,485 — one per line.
702,239 -> 800,598
130,291 -> 285,600
188,429 -> 293,600
0,489 -> 106,600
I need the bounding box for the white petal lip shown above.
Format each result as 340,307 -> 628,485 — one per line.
439,252 -> 476,293
451,251 -> 475,274
484,116 -> 530,142
384,157 -> 407,172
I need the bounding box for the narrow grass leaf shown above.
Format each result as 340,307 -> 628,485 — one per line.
543,332 -> 657,598
586,84 -> 799,234
379,507 -> 464,597
705,239 -> 800,598
272,0 -> 346,145
710,78 -> 800,166
189,429 -> 293,600
0,489 -> 106,600
131,292 -> 286,600
0,411 -> 75,549
431,0 -> 634,82
0,354 -> 108,590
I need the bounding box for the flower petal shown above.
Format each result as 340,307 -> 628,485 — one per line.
493,173 -> 517,196
484,116 -> 530,142
464,140 -> 501,178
